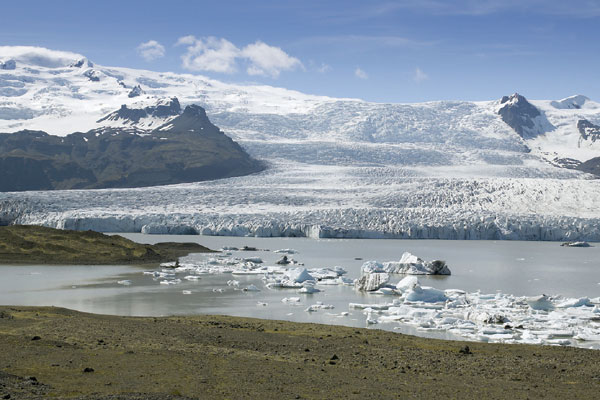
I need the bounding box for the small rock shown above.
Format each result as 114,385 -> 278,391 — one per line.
330,354 -> 339,360
31,336 -> 41,341
459,345 -> 472,355
83,367 -> 95,373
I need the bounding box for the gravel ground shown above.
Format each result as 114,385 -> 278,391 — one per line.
1,306 -> 599,399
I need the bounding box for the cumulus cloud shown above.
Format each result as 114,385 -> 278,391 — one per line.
355,67 -> 368,79
136,40 -> 165,62
241,41 -> 303,78
176,36 -> 302,78
414,67 -> 428,83
178,36 -> 240,74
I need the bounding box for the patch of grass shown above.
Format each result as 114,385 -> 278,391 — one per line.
0,225 -> 213,265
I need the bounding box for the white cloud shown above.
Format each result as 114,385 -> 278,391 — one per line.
136,40 -> 165,62
355,67 -> 368,79
241,41 -> 303,78
175,35 -> 197,46
414,67 -> 428,83
176,36 -> 302,78
177,36 -> 240,74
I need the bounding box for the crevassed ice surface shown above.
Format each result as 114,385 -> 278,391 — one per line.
1,47 -> 600,240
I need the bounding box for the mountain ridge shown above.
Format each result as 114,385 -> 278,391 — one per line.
0,100 -> 265,191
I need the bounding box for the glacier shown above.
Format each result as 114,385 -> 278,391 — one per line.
1,46 -> 600,240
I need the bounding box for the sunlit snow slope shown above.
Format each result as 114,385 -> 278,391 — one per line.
1,46 -> 600,240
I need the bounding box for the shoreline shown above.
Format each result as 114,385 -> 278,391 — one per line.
1,305 -> 600,399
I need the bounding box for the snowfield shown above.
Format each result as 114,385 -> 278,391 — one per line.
1,46 -> 600,240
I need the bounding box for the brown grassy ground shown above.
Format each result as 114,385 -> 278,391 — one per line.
0,225 -> 212,265
1,306 -> 599,399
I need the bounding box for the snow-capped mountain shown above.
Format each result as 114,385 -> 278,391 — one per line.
1,46 -> 600,240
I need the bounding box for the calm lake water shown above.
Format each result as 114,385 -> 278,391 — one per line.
1,235 -> 599,341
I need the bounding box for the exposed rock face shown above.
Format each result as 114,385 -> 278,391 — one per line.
83,69 -> 100,82
128,84 -> 144,98
0,103 -> 265,191
0,60 -> 16,70
577,119 -> 600,144
576,156 -> 600,177
70,58 -> 93,68
97,97 -> 181,125
498,93 -> 554,139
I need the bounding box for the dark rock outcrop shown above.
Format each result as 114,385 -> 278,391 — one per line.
577,119 -> 600,144
0,60 -> 16,70
576,157 -> 600,177
83,69 -> 100,82
498,93 -> 554,139
97,97 -> 181,125
128,84 -> 144,98
0,104 -> 265,191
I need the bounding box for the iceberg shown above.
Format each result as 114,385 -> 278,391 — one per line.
361,253 -> 451,275
355,272 -> 390,292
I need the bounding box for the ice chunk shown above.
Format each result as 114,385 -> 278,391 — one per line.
243,284 -> 261,292
361,261 -> 384,273
299,286 -> 321,294
404,285 -> 447,303
274,249 -> 298,254
556,297 -> 592,308
282,297 -> 301,304
526,295 -> 554,311
285,268 -> 314,283
117,280 -> 132,286
305,302 -> 334,312
396,276 -> 419,292
355,272 -> 390,291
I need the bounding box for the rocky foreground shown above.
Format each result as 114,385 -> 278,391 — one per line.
0,306 -> 599,399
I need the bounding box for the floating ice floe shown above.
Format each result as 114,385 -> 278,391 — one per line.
243,284 -> 261,292
305,302 -> 334,312
354,277 -> 600,347
274,249 -> 298,254
299,285 -> 321,294
182,290 -> 192,295
282,297 -> 301,304
117,280 -> 132,286
361,252 -> 451,275
561,241 -> 591,247
159,279 -> 181,285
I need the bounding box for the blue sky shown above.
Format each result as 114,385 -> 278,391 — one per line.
2,0 -> 600,103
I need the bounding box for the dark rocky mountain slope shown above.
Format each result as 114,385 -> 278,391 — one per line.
0,104 -> 265,191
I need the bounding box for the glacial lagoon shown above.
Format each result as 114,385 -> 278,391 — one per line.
1,235 -> 600,347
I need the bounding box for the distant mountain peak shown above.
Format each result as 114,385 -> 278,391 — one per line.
497,93 -> 554,139
96,97 -> 181,129
551,95 -> 591,110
